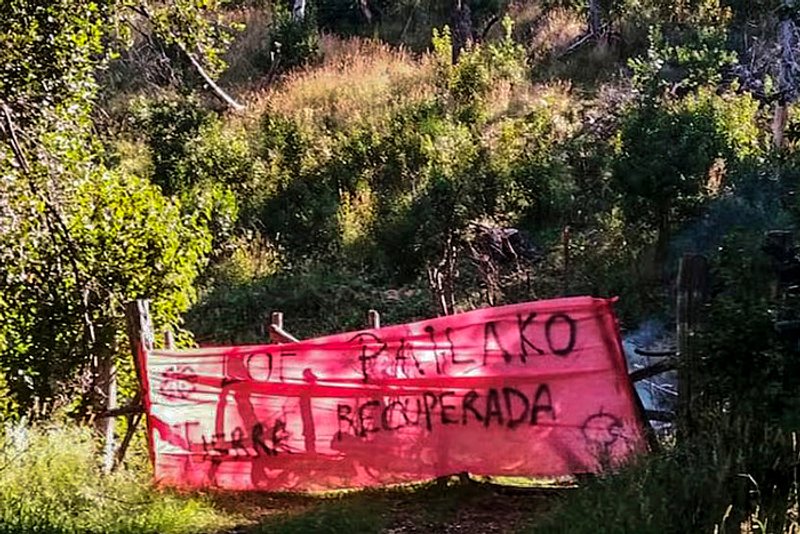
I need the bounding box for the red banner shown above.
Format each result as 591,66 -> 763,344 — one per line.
141,297 -> 646,491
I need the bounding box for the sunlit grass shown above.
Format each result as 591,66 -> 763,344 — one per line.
246,35 -> 436,134
0,421 -> 236,534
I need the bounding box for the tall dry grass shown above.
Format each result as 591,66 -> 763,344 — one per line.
246,35 -> 436,133
527,8 -> 585,61
220,7 -> 274,86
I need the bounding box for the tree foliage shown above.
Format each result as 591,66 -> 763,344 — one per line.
0,0 -> 233,408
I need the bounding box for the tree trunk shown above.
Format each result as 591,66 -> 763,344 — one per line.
588,0 -> 601,36
773,100 -> 789,149
94,343 -> 117,473
358,0 -> 373,24
129,4 -> 244,112
451,0 -> 473,63
778,11 -> 800,119
178,42 -> 245,112
654,208 -> 670,277
293,0 -> 306,21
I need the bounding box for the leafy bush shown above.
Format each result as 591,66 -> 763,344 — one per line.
629,1 -> 736,95
481,110 -> 572,227
133,95 -> 245,248
531,419 -> 798,533
612,88 -> 763,265
260,4 -> 320,72
0,421 -> 233,534
432,17 -> 527,124
564,207 -> 659,322
132,96 -> 215,196
535,226 -> 800,533
186,121 -> 256,193
695,232 -> 800,427
0,169 -> 213,405
188,264 -> 431,343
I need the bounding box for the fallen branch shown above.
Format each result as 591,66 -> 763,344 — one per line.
559,22 -> 611,57
629,359 -> 676,382
634,347 -> 677,357
127,4 -> 244,112
97,403 -> 144,419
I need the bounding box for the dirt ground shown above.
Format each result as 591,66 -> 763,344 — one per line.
211,478 -> 566,533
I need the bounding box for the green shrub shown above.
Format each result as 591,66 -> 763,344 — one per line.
432,18 -> 527,124
370,106 -> 480,280
133,95 -> 247,249
564,207 -> 659,321
531,419 -> 798,533
186,121 -> 256,193
695,232 -> 800,427
132,96 -> 215,196
482,110 -> 572,227
534,227 -> 800,534
0,168 -> 213,406
612,89 -> 763,265
188,264 -> 431,343
260,4 -> 320,72
206,231 -> 284,286
629,1 -> 736,94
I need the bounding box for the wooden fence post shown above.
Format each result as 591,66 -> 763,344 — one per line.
271,311 -> 283,331
164,329 -> 175,350
99,356 -> 118,474
562,225 -> 571,295
116,300 -> 154,470
269,311 -> 299,344
367,309 -> 381,329
676,254 -> 709,441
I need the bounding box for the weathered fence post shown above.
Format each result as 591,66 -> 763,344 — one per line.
271,311 -> 284,331
98,356 -> 118,474
676,254 -> 709,440
367,309 -> 381,329
269,311 -> 299,344
164,329 -> 175,350
115,300 -> 154,469
562,225 -> 571,294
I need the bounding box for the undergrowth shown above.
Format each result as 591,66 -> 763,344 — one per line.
0,421 -> 234,534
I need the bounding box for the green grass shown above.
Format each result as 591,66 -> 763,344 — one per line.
0,421 -> 236,534
0,419 -> 562,534
8,418 -> 795,534
527,432 -> 800,534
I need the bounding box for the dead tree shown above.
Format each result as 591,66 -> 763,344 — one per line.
451,0 -> 474,63
358,0 -> 374,24
126,4 -> 244,112
588,0 -> 602,37
293,0 -> 306,21
775,8 -> 800,148
427,232 -> 458,316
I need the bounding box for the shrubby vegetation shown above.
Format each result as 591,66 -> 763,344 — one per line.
3,0 -> 800,531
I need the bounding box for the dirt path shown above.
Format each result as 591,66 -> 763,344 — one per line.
211,480 -> 565,534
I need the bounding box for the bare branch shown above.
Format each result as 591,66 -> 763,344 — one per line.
128,3 -> 244,112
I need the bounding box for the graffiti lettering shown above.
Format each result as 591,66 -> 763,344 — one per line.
335,386 -> 556,440
545,313 -> 577,356
159,365 -> 197,400
483,312 -> 579,365
350,332 -> 388,382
